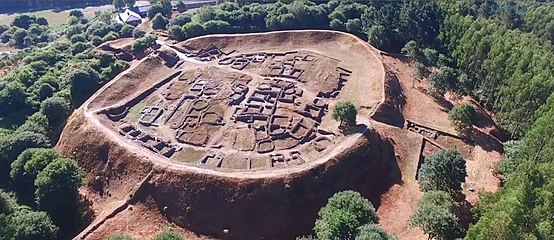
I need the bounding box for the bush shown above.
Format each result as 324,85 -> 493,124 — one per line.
154,230 -> 182,240
132,28 -> 145,38
69,34 -> 86,43
107,234 -> 134,240
131,34 -> 157,52
119,24 -> 134,38
102,31 -> 119,42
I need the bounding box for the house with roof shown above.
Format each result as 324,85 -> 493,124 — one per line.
118,4 -> 150,26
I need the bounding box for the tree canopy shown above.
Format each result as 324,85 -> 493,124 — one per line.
332,101 -> 357,128
448,103 -> 477,133
411,191 -> 462,240
418,149 -> 467,195
314,191 -> 379,240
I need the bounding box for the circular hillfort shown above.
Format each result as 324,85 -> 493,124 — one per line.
58,31 -> 396,239
86,30 -> 384,175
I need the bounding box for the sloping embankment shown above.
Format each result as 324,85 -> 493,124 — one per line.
57,109 -> 399,239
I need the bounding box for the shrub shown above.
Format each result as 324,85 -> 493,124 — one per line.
154,230 -> 182,240
131,34 -> 157,52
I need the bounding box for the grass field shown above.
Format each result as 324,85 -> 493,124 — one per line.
0,5 -> 111,27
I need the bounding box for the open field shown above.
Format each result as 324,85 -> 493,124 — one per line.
0,6 -> 108,27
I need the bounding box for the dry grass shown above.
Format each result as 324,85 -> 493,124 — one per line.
172,147 -> 206,164
0,8 -> 96,27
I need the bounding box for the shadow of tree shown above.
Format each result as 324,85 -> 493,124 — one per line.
471,128 -> 504,153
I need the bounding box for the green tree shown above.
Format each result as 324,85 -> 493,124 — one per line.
148,0 -> 172,18
315,191 -> 378,240
69,34 -> 86,43
0,131 -> 49,181
448,103 -> 477,133
11,148 -> 59,190
152,13 -> 169,30
8,209 -> 58,240
427,67 -> 458,95
69,66 -> 101,107
182,22 -> 204,38
171,14 -> 192,26
423,48 -> 439,66
113,0 -> 125,10
176,1 -> 187,13
69,10 -> 84,19
402,40 -> 423,62
132,28 -> 145,38
12,15 -> 37,29
120,24 -> 134,38
203,20 -> 230,34
35,158 -> 83,234
355,224 -> 395,240
418,149 -> 467,195
36,17 -> 48,26
411,191 -> 462,240
0,190 -> 18,214
131,34 -> 157,52
0,81 -> 28,116
169,25 -> 185,41
316,208 -> 360,240
124,0 -> 136,7
414,62 -> 428,79
154,230 -> 183,240
332,101 -> 357,128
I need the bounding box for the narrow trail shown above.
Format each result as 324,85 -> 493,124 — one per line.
75,170 -> 154,240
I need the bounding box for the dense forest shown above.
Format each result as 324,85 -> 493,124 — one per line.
0,0 -> 553,239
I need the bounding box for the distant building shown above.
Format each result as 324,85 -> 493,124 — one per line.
130,4 -> 150,18
118,4 -> 150,26
117,1 -> 218,26
179,0 -> 217,9
118,8 -> 142,26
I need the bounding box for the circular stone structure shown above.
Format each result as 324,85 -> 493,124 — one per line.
58,30 -> 392,239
